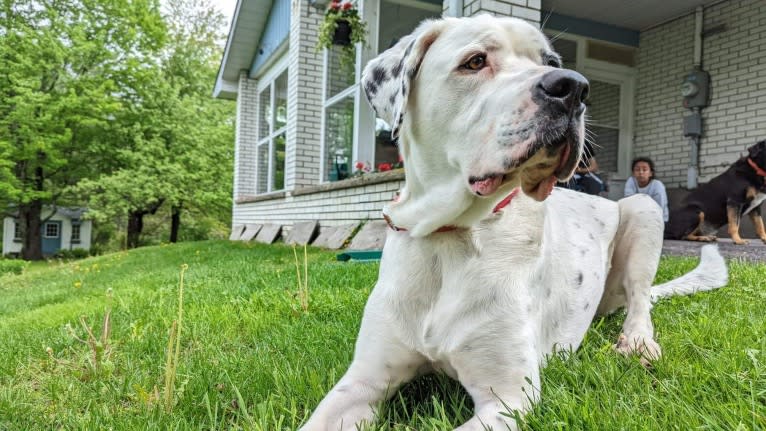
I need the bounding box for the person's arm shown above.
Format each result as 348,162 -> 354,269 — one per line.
655,181 -> 669,222
576,157 -> 598,174
624,176 -> 637,197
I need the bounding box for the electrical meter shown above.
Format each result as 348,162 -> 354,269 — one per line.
681,69 -> 710,109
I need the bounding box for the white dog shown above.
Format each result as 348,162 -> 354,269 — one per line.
300,15 -> 728,431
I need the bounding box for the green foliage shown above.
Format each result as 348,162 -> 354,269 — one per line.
53,248 -> 91,260
316,1 -> 367,70
0,0 -> 234,257
0,242 -> 764,429
0,258 -> 28,276
75,0 -> 235,247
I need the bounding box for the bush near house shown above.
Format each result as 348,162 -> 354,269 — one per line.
0,240 -> 764,430
0,258 -> 28,276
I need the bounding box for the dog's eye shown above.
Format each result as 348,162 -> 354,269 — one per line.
543,54 -> 561,68
462,54 -> 486,71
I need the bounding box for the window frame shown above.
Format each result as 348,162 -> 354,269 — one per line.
71,221 -> 82,244
255,58 -> 289,194
43,222 -> 60,239
12,220 -> 22,242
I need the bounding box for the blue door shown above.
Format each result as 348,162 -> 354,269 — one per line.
41,221 -> 62,256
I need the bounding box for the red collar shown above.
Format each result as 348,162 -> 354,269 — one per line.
385,188 -> 521,233
748,158 -> 766,177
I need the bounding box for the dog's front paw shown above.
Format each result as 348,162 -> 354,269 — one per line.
613,333 -> 662,367
732,237 -> 750,245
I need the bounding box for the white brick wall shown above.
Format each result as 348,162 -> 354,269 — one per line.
635,0 -> 766,187
286,0 -> 323,189
234,72 -> 259,198
232,177 -> 406,230
461,0 -> 541,24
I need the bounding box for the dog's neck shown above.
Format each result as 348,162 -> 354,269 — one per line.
383,188 -> 521,234
748,157 -> 766,177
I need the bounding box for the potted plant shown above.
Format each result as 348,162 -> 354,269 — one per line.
316,0 -> 367,70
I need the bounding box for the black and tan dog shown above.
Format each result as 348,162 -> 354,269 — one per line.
665,140 -> 766,244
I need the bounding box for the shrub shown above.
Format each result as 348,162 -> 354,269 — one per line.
0,259 -> 29,276
53,248 -> 90,260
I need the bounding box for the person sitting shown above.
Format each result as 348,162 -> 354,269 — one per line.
624,157 -> 669,222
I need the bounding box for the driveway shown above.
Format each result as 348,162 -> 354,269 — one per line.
663,238 -> 766,262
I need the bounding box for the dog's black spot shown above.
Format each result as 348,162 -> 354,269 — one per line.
583,302 -> 590,310
589,233 -> 595,241
577,272 -> 583,286
365,80 -> 378,97
424,325 -> 433,340
545,288 -> 551,298
581,249 -> 587,256
574,222 -> 581,229
392,59 -> 404,78
372,66 -> 388,85
462,344 -> 472,352
385,362 -> 393,369
389,93 -> 397,106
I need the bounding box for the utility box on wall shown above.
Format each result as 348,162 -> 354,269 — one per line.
681,69 -> 711,109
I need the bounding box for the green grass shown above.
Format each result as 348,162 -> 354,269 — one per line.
0,240 -> 764,430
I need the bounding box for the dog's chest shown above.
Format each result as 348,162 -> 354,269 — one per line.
744,192 -> 766,215
414,198 -> 614,372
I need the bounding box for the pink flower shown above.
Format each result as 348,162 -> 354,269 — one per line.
329,1 -> 341,10
342,2 -> 353,10
354,161 -> 366,170
377,163 -> 392,172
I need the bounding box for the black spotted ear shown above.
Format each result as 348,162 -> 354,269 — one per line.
361,19 -> 445,139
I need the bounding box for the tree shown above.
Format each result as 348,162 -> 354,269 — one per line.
77,0 -> 234,248
0,0 -> 165,259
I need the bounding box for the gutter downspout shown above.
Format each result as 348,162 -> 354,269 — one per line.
687,6 -> 703,189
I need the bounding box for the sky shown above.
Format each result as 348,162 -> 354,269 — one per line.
211,0 -> 237,27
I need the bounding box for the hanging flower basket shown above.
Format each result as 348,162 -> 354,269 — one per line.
316,1 -> 367,69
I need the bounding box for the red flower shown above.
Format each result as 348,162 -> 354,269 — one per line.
377,163 -> 392,172
342,2 -> 353,10
329,1 -> 341,10
354,161 -> 366,170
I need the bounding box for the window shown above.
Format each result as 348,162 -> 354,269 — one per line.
43,222 -> 59,238
13,220 -> 21,242
256,68 -> 288,193
323,45 -> 357,182
71,222 -> 81,244
320,0 -> 441,181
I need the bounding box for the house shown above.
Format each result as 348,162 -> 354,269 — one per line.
2,208 -> 93,257
215,0 -> 766,236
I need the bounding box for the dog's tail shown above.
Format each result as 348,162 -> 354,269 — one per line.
650,244 -> 728,303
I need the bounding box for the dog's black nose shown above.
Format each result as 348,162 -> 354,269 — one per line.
535,70 -> 589,116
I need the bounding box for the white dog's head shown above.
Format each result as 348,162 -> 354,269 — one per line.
362,15 -> 588,236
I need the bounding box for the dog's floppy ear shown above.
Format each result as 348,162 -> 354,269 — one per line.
362,19 -> 446,139
748,140 -> 766,159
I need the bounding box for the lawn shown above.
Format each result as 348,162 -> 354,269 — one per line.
0,240 -> 764,430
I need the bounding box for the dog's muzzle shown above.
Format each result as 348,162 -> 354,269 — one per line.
534,69 -> 589,118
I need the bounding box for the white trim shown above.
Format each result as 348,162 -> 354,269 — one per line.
256,54 -> 289,92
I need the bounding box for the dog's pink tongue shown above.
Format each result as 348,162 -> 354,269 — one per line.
471,175 -> 503,196
533,175 -> 557,201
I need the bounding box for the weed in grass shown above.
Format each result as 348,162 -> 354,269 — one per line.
47,289 -> 115,380
162,263 -> 188,413
292,244 -> 310,313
